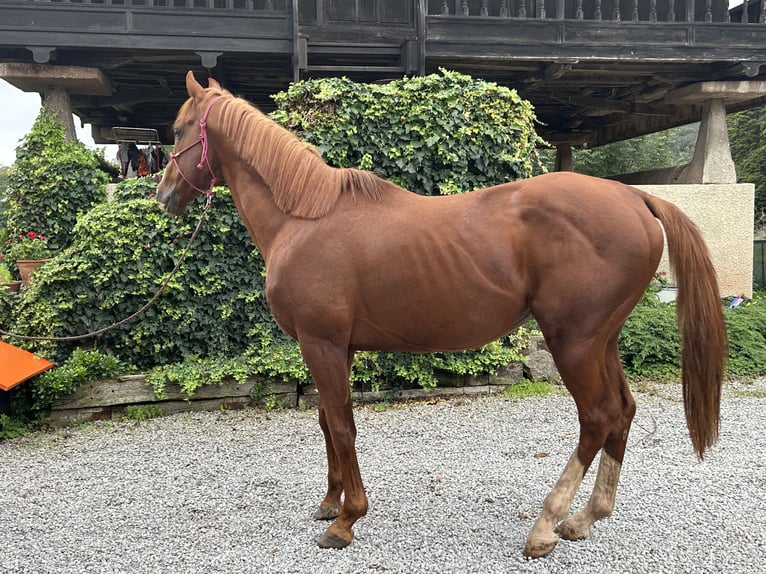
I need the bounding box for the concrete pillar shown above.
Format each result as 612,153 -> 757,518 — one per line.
679,98 -> 737,184
41,84 -> 77,142
0,63 -> 112,144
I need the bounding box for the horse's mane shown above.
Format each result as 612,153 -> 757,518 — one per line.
208,89 -> 385,219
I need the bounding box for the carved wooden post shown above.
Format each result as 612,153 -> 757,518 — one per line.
742,0 -> 750,23
481,0 -> 489,15
704,0 -> 712,21
668,0 -> 675,20
556,0 -> 565,18
576,0 -> 584,19
500,0 -> 509,16
686,0 -> 695,21
537,0 -> 546,18
520,0 -> 527,17
594,0 -> 602,20
761,0 -> 766,23
632,0 -> 639,20
462,0 -> 469,15
613,3 -> 621,20
649,0 -> 657,21
441,0 -> 450,14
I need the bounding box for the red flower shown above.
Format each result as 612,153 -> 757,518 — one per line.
26,231 -> 37,239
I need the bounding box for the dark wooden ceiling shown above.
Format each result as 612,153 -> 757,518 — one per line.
1,0 -> 766,148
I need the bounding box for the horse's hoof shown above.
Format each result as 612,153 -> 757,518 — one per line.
557,517 -> 591,541
523,536 -> 559,559
313,505 -> 341,521
316,529 -> 352,549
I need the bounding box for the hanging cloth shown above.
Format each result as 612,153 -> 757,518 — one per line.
137,150 -> 150,177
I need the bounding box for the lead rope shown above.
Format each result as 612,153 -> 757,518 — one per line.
0,194 -> 213,343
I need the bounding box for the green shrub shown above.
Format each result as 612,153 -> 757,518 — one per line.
619,291 -> 766,380
8,183 -> 274,369
3,111 -> 109,253
29,349 -> 128,411
619,303 -> 681,379
723,297 -> 766,375
0,414 -> 30,440
271,69 -> 544,196
123,404 -> 163,421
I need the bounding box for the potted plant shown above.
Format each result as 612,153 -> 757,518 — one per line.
0,259 -> 21,292
7,231 -> 51,285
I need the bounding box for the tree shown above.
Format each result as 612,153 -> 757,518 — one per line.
564,126 -> 697,178
728,105 -> 766,230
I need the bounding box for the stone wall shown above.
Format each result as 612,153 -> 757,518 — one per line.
637,183 -> 754,298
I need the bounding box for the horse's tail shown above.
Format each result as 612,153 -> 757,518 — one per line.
643,193 -> 727,460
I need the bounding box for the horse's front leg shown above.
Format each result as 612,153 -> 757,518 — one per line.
301,340 -> 367,548
312,404 -> 343,521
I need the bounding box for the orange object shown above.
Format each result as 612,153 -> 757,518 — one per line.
0,341 -> 54,391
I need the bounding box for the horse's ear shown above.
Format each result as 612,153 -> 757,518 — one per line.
186,71 -> 204,99
208,77 -> 221,89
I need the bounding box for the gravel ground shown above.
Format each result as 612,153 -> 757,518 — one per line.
1,380 -> 764,574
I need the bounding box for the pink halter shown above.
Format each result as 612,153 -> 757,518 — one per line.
169,95 -> 221,197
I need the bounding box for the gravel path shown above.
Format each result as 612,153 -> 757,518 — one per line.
1,380 -> 764,574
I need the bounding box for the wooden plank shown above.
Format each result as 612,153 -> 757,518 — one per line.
51,376 -> 298,410
45,406 -> 113,427
51,376 -> 154,410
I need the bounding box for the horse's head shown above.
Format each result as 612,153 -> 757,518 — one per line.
156,71 -> 224,215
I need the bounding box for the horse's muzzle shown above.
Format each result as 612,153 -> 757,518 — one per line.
156,186 -> 185,216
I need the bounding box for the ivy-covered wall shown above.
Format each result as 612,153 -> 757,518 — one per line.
271,69 -> 543,194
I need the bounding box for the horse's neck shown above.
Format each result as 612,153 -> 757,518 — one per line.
221,162 -> 288,264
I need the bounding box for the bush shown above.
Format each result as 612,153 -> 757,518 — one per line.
8,181 -> 273,370
619,303 -> 682,379
271,69 -> 544,196
723,297 -> 766,375
3,111 -> 109,253
30,349 -> 129,413
619,291 -> 766,380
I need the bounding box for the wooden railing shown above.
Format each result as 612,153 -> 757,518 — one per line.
428,0 -> 763,23
21,0 -> 286,9
11,0 -> 766,23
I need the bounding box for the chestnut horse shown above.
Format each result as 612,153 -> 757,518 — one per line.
157,72 -> 726,558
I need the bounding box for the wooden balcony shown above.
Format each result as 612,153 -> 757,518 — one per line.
1,0 -> 765,146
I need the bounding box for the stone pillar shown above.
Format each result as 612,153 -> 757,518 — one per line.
679,98 -> 737,184
41,84 -> 77,142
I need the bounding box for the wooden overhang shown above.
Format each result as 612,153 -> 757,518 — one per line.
1,0 -> 765,148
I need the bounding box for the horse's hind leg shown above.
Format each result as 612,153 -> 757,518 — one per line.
523,335 -> 627,558
558,336 -> 636,541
